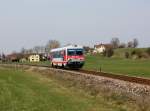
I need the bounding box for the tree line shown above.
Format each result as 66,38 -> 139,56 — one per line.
101,37 -> 139,58
0,40 -> 61,62
20,40 -> 60,54
111,37 -> 139,49
102,37 -> 150,59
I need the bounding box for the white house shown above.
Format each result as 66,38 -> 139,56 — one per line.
93,44 -> 113,53
28,54 -> 40,62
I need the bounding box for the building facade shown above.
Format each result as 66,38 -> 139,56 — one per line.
28,54 -> 40,62
93,44 -> 113,53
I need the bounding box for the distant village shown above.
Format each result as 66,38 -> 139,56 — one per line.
0,37 -> 149,63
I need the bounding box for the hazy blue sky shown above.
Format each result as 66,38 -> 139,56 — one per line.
0,0 -> 150,53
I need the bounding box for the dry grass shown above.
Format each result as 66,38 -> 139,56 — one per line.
1,64 -> 150,111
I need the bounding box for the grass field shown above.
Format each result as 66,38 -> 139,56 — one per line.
0,67 -> 135,111
13,54 -> 150,78
83,55 -> 150,77
113,48 -> 148,58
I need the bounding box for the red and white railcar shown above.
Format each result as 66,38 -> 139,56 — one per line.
50,45 -> 85,69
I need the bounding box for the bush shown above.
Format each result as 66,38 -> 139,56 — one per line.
119,43 -> 126,48
124,52 -> 130,58
131,50 -> 136,56
146,48 -> 150,55
103,48 -> 114,57
131,50 -> 143,58
141,52 -> 149,59
136,50 -> 143,58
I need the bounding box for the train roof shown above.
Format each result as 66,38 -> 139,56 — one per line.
50,45 -> 83,52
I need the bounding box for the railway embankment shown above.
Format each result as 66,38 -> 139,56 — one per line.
0,63 -> 150,110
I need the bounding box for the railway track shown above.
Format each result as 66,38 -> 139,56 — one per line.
78,70 -> 150,86
1,63 -> 150,86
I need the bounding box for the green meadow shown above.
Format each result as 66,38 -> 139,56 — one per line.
5,48 -> 150,78
0,67 -> 135,111
84,55 -> 150,77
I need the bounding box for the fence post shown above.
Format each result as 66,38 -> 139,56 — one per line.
99,66 -> 102,72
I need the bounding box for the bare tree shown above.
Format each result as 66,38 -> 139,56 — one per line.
45,40 -> 60,53
0,54 -> 2,61
63,43 -> 72,47
2,53 -> 6,62
119,43 -> 126,48
28,49 -> 33,54
103,48 -> 114,57
133,38 -> 138,48
111,37 -> 120,49
20,47 -> 26,54
39,46 -> 46,53
128,41 -> 134,48
83,46 -> 91,54
24,49 -> 29,54
33,46 -> 41,54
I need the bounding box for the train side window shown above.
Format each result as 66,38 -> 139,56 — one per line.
55,52 -> 59,58
60,50 -> 65,57
52,51 -> 66,58
53,52 -> 57,58
63,50 -> 66,57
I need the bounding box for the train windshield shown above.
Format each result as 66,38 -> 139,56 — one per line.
67,49 -> 83,56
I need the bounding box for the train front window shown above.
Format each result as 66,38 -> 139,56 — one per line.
76,49 -> 83,55
67,49 -> 76,56
67,49 -> 83,56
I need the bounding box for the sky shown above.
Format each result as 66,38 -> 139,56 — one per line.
0,0 -> 150,54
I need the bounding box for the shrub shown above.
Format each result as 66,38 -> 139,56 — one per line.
136,50 -> 143,58
141,52 -> 149,59
146,48 -> 150,55
131,50 -> 136,56
124,52 -> 130,58
119,43 -> 126,48
131,50 -> 143,58
103,48 -> 114,57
